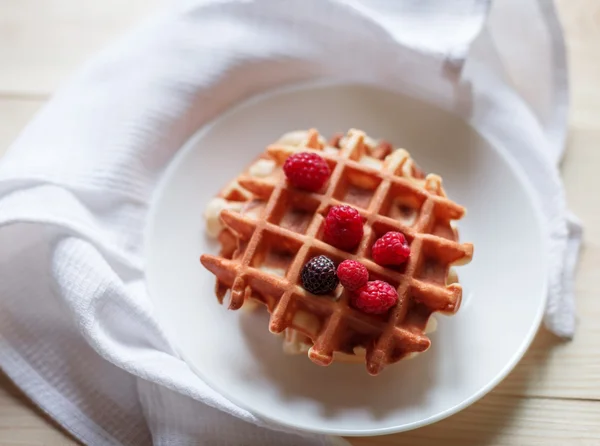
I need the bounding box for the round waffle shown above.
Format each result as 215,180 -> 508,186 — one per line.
201,128 -> 473,375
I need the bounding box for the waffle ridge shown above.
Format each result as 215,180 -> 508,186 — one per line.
201,128 -> 473,375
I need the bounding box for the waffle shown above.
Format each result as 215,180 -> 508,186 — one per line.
201,129 -> 473,375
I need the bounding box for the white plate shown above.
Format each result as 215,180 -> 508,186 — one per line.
146,83 -> 547,436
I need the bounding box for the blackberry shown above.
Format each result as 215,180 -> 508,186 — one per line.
301,255 -> 338,295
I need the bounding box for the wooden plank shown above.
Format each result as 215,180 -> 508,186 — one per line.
349,393 -> 600,446
555,0 -> 600,127
0,97 -> 44,155
0,0 -> 164,95
0,371 -> 79,445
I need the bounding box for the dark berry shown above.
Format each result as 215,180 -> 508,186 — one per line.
301,255 -> 338,295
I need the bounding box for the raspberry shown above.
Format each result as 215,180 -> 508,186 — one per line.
301,255 -> 338,295
371,231 -> 410,266
351,280 -> 398,315
337,260 -> 368,291
283,152 -> 331,192
323,205 -> 364,251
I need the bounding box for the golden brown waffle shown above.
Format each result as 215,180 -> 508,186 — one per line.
201,129 -> 473,375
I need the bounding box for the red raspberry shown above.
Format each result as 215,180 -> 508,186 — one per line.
283,152 -> 331,192
337,260 -> 369,291
371,231 -> 410,266
323,205 -> 364,250
351,280 -> 398,315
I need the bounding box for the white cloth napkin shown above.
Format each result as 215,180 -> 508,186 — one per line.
0,1 -> 581,445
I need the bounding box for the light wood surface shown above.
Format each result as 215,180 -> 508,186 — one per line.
1,1 -> 599,445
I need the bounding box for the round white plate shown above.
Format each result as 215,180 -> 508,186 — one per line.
146,83 -> 547,436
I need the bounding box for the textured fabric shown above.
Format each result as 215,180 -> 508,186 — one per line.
0,0 -> 580,445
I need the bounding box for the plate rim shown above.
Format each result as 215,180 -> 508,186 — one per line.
145,80 -> 550,437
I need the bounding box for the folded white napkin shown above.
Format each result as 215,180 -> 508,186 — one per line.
0,0 -> 581,445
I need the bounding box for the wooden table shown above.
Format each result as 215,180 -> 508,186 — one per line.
1,1 -> 598,444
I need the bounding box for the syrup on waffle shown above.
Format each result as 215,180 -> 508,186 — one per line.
201,129 -> 473,375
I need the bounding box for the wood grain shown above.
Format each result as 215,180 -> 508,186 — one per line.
0,98 -> 43,154
0,0 -> 164,96
349,393 -> 600,446
1,0 -> 600,444
0,371 -> 78,445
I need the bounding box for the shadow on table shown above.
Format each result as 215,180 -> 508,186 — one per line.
348,327 -> 563,446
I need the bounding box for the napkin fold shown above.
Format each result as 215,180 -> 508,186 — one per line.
0,0 -> 580,445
